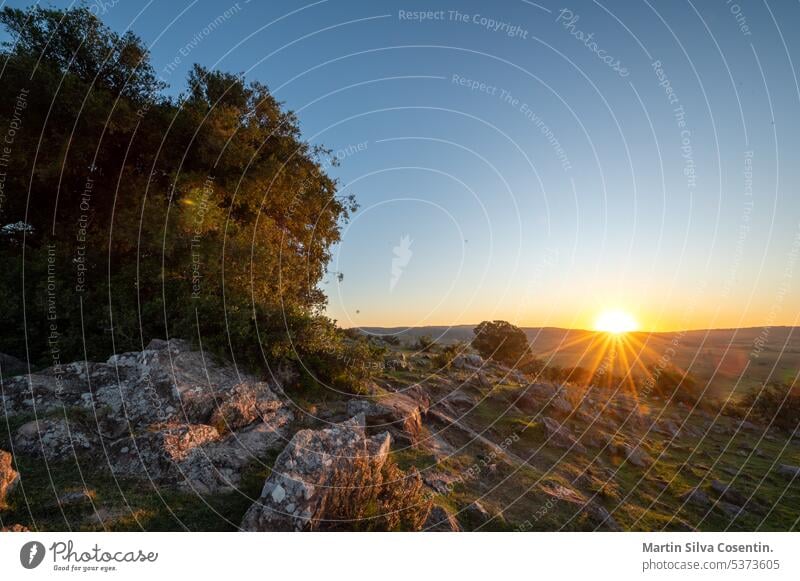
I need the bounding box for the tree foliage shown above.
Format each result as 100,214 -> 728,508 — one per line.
0,6 -> 369,387
740,382 -> 800,435
471,320 -> 528,364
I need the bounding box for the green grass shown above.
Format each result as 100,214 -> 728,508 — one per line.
2,450 -> 279,531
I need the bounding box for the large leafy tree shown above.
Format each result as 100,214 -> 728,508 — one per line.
471,320 -> 529,365
0,6 -> 361,379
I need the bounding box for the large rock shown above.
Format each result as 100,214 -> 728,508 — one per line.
14,418 -> 97,461
2,339 -> 284,433
346,390 -> 428,446
92,338 -> 246,427
109,423 -> 221,482
0,450 -> 19,508
5,339 -> 293,493
208,381 -> 284,434
109,411 -> 292,494
241,415 -> 395,531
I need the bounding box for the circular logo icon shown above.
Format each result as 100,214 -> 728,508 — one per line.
20,541 -> 46,569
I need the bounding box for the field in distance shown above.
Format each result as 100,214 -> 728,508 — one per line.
358,326 -> 800,400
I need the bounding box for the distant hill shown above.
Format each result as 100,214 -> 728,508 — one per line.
357,325 -> 800,398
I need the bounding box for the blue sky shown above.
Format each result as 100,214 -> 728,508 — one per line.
6,0 -> 800,331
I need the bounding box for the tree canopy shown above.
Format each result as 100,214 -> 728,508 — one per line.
471,320 -> 529,365
0,5 -> 369,386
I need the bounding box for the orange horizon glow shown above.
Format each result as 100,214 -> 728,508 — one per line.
593,310 -> 640,334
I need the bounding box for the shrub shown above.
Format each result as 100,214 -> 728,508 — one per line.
415,335 -> 437,353
641,364 -> 700,405
740,382 -> 800,435
322,456 -> 432,531
432,341 -> 468,369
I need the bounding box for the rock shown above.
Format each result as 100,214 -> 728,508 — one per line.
710,480 -> 750,507
777,464 -> 800,479
716,501 -> 745,519
241,415 -> 395,531
680,487 -> 711,508
346,391 -> 428,446
109,423 -> 221,482
737,420 -> 760,432
109,413 -> 292,494
208,381 -> 283,433
2,338 -> 285,434
179,418 -> 293,493
86,507 -> 129,527
516,383 -> 572,415
0,449 -> 19,508
615,443 -> 653,468
443,387 -> 475,411
541,417 -> 585,453
422,470 -> 460,495
424,505 -> 461,531
2,364 -> 98,416
452,354 -> 484,370
586,503 -> 622,531
5,340 -> 293,493
56,490 -> 94,507
462,500 -> 491,526
14,418 -> 97,461
655,420 -> 679,438
474,372 -> 492,390
422,434 -> 456,461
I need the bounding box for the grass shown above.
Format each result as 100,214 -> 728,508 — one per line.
2,449 -> 279,531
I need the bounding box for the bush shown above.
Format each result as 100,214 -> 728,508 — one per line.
740,382 -> 800,435
415,335 -> 437,353
471,320 -> 529,364
640,364 -> 700,405
322,457 -> 432,531
432,341 -> 467,369
291,320 -> 385,396
380,335 -> 402,346
517,356 -> 545,377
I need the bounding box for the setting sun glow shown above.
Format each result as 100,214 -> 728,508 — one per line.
594,310 -> 639,335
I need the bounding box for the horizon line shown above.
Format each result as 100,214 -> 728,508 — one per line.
346,323 -> 799,335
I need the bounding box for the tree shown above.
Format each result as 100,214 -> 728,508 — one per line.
471,320 -> 528,364
0,6 -> 371,388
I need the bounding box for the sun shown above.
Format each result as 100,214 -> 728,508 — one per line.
594,309 -> 639,335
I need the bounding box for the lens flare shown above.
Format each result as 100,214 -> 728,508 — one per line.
594,310 -> 639,334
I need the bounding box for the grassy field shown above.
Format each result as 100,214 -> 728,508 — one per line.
360,325 -> 800,399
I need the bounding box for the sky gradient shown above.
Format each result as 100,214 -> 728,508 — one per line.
8,0 -> 800,332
